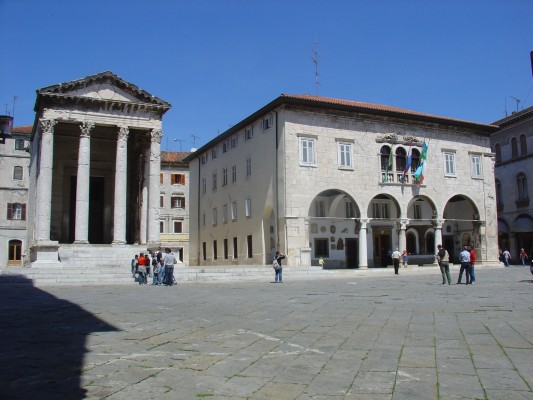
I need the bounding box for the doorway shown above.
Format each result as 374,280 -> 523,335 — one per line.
345,238 -> 358,268
8,240 -> 22,266
373,231 -> 391,267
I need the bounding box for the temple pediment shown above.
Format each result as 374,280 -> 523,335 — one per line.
35,71 -> 170,114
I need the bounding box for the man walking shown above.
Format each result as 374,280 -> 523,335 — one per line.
163,248 -> 177,286
391,248 -> 401,275
468,245 -> 476,285
436,244 -> 452,285
502,249 -> 511,267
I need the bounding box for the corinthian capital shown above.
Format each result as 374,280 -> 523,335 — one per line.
118,125 -> 129,141
80,121 -> 95,138
39,118 -> 57,134
151,129 -> 163,144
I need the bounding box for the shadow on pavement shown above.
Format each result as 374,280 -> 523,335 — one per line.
0,276 -> 118,399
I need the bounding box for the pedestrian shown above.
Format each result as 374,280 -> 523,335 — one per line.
273,251 -> 285,283
152,257 -> 159,285
519,248 -> 528,267
137,252 -> 147,285
163,248 -> 177,286
436,244 -> 451,285
468,245 -> 476,285
391,248 -> 401,275
144,253 -> 151,284
401,250 -> 409,268
502,249 -> 511,267
131,254 -> 138,278
458,246 -> 471,284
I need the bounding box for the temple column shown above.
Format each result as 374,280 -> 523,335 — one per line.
358,219 -> 369,269
148,129 -> 163,245
74,121 -> 94,244
35,118 -> 57,242
140,155 -> 148,244
112,125 -> 129,244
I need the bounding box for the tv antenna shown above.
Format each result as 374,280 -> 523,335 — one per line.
12,96 -> 18,121
175,138 -> 184,151
509,96 -> 521,112
191,134 -> 200,148
311,39 -> 320,96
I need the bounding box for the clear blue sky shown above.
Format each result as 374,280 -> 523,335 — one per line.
1,0 -> 532,152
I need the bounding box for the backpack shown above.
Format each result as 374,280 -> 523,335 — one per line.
272,259 -> 279,270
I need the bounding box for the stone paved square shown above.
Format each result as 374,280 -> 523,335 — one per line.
1,266 -> 532,399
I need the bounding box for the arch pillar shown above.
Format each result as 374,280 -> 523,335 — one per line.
358,219 -> 369,269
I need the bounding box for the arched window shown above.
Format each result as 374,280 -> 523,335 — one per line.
495,143 -> 501,163
411,149 -> 420,171
395,147 -> 406,172
511,137 -> 518,159
520,134 -> 527,156
380,145 -> 391,171
406,232 -> 417,254
517,173 -> 529,201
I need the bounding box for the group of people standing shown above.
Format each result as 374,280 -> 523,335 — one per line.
131,248 -> 178,286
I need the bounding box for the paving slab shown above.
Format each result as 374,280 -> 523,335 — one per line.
0,266 -> 532,399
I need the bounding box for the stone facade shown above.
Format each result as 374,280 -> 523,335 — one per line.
0,126 -> 30,266
187,95 -> 499,268
491,107 -> 533,260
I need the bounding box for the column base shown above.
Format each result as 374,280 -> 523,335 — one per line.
30,240 -> 60,264
112,240 -> 127,245
73,240 -> 90,244
357,265 -> 368,270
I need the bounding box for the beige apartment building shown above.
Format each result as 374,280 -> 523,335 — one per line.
491,106 -> 533,260
186,94 -> 499,268
0,125 -> 31,266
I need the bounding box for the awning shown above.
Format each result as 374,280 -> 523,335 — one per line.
498,220 -> 509,235
511,216 -> 533,233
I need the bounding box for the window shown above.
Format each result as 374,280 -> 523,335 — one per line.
495,179 -> 503,208
201,154 -> 208,165
202,212 -> 206,228
212,171 -> 217,191
247,235 -> 253,258
202,242 -> 207,261
160,173 -> 164,184
201,177 -> 206,195
15,139 -> 25,150
171,174 -> 186,185
222,204 -> 228,223
372,201 -> 389,218
224,239 -> 228,259
245,198 -> 252,217
233,237 -> 238,259
380,145 -> 391,171
171,196 -> 185,209
495,143 -> 501,163
231,201 -> 237,220
345,201 -> 355,218
444,152 -> 456,176
300,138 -> 316,165
160,221 -> 164,233
211,147 -> 217,159
517,173 -> 529,201
262,114 -> 273,130
213,240 -> 218,260
222,141 -> 228,153
246,157 -> 252,178
160,195 -> 164,208
7,203 -> 26,220
413,203 -> 422,219
212,208 -> 218,226
173,221 -> 183,233
231,165 -> 237,183
230,135 -> 238,149
411,149 -> 420,172
315,200 -> 325,217
245,126 -> 253,140
222,167 -> 228,187
520,134 -> 527,156
338,143 -> 352,168
395,147 -> 406,172
471,155 -> 482,177
511,137 -> 518,159
314,238 -> 329,257
13,166 -> 23,180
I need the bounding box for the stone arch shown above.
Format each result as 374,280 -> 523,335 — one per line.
406,228 -> 419,254
443,194 -> 481,260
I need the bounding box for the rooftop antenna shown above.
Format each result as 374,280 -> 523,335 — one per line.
311,38 -> 320,96
12,96 -> 18,122
510,96 -> 521,112
191,134 -> 199,148
175,138 -> 184,151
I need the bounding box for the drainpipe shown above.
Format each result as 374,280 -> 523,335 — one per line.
196,157 -> 201,266
273,110 -> 280,253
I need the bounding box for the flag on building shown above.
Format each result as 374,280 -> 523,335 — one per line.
402,144 -> 412,181
413,142 -> 428,185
